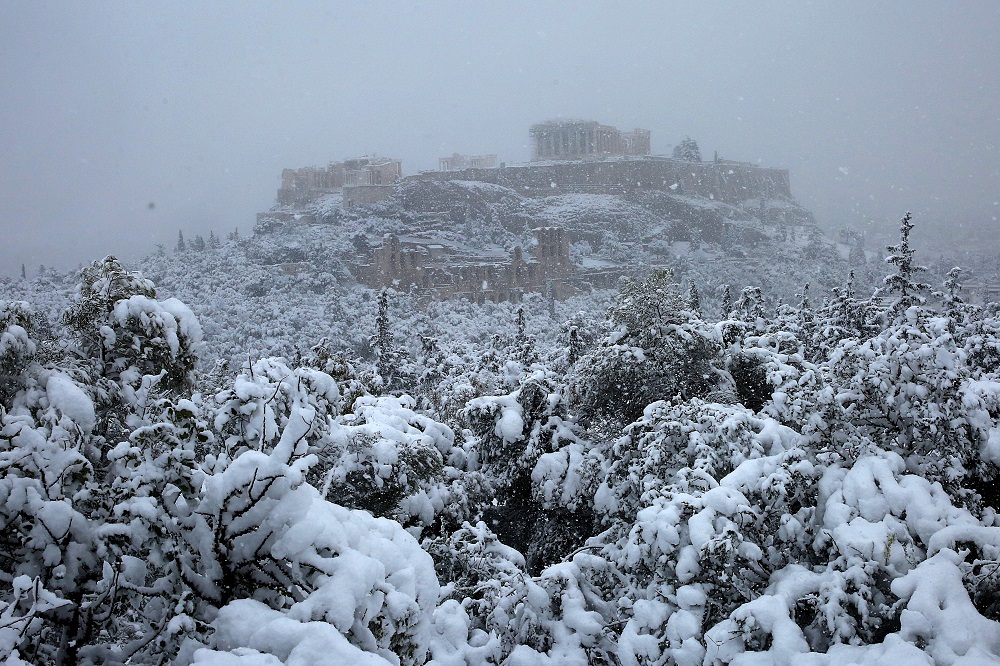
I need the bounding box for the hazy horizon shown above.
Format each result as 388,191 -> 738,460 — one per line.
2,1 -> 998,277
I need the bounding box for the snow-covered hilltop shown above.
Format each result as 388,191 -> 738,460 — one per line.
259,128 -> 825,307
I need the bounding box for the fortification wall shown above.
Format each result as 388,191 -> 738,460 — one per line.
343,184 -> 395,210
407,157 -> 790,205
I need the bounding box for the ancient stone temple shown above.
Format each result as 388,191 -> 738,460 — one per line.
439,153 -> 498,171
530,120 -> 650,161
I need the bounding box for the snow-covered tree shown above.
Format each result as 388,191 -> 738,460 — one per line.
878,212 -> 930,319
720,283 -> 733,318
370,288 -> 406,390
573,270 -> 726,425
62,256 -> 202,415
686,281 -> 702,317
672,136 -> 702,162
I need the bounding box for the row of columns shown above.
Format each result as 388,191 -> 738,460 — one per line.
535,126 -> 612,159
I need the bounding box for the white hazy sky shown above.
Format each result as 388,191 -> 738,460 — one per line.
1,1 -> 998,275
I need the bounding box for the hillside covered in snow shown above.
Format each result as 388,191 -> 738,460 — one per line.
1,205 -> 1000,664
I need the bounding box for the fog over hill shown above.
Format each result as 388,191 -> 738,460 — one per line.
2,2 -> 998,275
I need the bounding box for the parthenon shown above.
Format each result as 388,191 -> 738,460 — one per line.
529,120 -> 650,161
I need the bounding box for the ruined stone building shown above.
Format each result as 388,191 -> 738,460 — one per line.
439,153 -> 498,171
530,120 -> 651,161
342,157 -> 403,210
277,163 -> 345,207
343,157 -> 402,186
274,157 -> 403,209
355,227 -> 578,302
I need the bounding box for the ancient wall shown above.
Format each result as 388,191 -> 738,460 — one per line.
407,157 -> 791,205
621,129 -> 651,156
344,157 -> 402,187
277,163 -> 344,206
439,153 -> 499,170
533,227 -> 572,275
275,158 -> 402,208
343,184 -> 395,210
360,227 -> 574,301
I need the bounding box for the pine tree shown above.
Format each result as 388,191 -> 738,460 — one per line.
878,212 -> 929,318
720,284 -> 733,319
938,266 -> 967,327
62,255 -> 201,398
513,306 -> 538,365
370,288 -> 399,385
849,239 -> 867,266
192,234 -> 206,251
176,230 -> 186,252
798,282 -> 811,310
942,267 -> 964,307
209,230 -> 220,248
686,281 -> 702,318
574,269 -> 723,424
19,263 -> 25,279
567,325 -> 582,366
733,286 -> 765,321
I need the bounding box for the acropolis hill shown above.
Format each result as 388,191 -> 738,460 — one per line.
273,120 -> 792,210
257,121 -> 816,303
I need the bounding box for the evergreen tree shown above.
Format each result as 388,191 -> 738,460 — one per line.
512,306 -> 538,366
574,270 -> 724,424
561,312 -> 593,368
19,263 -> 25,279
176,229 -> 186,252
798,282 -> 811,310
370,288 -> 404,388
686,281 -> 702,317
733,286 -> 765,321
566,325 -> 582,366
689,224 -> 702,251
62,255 -> 201,399
672,136 -> 702,162
877,212 -> 929,318
720,284 -> 733,319
192,234 -> 206,251
940,266 -> 965,315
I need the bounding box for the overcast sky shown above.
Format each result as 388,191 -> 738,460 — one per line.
1,1 -> 997,276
